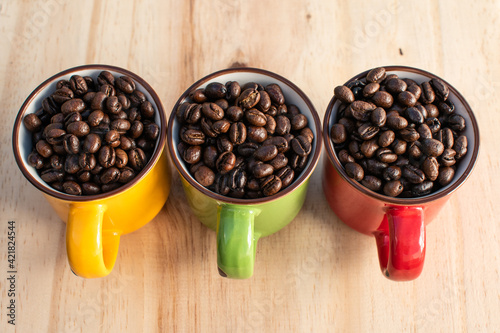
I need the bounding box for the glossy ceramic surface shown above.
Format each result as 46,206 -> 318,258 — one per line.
13,65 -> 171,278
322,66 -> 480,281
168,68 -> 322,279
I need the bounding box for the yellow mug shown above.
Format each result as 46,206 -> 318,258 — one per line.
12,65 -> 171,278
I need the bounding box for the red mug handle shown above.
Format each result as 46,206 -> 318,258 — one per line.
373,207 -> 426,281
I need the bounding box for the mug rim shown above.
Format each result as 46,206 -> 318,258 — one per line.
323,65 -> 480,205
167,67 -> 323,205
12,64 -> 167,202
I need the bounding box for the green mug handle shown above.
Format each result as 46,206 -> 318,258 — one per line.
216,206 -> 260,279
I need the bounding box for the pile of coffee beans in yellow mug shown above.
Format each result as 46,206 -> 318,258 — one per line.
23,72 -> 159,195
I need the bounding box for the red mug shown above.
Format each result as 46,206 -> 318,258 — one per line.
322,66 -> 480,281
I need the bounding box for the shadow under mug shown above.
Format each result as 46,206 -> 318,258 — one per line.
13,65 -> 171,278
322,66 -> 480,281
168,68 -> 322,279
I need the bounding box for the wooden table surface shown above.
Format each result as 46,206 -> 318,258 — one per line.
1,1 -> 499,332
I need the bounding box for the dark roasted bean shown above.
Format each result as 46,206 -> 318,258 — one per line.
366,67 -> 386,83
402,164 -> 425,184
345,162 -> 364,181
421,138 -> 445,157
63,181 -> 82,195
334,85 -> 355,103
383,180 -> 403,197
453,135 -> 468,159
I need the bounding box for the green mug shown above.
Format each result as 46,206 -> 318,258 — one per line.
167,68 -> 322,279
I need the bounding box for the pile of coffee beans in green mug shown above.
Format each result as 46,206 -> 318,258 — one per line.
23,71 -> 159,195
176,81 -> 314,198
330,67 -> 468,197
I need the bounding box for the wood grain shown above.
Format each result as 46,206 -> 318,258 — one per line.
1,0 -> 499,332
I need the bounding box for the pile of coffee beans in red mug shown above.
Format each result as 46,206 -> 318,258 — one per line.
23,71 -> 160,195
176,81 -> 314,198
330,67 -> 468,197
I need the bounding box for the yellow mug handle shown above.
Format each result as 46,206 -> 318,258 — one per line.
66,204 -> 120,278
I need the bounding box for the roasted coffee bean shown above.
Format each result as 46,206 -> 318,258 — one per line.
275,115 -> 291,136
412,181 -> 434,196
417,123 -> 433,140
437,100 -> 455,115
338,149 -> 355,164
77,170 -> 91,183
88,110 -> 105,127
407,84 -> 422,100
82,182 -> 101,195
371,107 -> 386,127
202,102 -> 224,121
228,168 -> 247,189
383,180 -> 403,197
405,106 -> 424,124
453,135 -> 468,159
345,162 -> 364,181
430,78 -> 449,101
372,91 -> 394,109
399,128 -> 420,142
263,136 -> 289,153
247,126 -> 268,143
334,85 -> 355,103
205,82 -> 227,100
27,151 -> 44,169
23,113 -> 43,132
189,89 -> 208,103
386,115 -> 408,130
64,154 -> 81,174
361,175 -> 382,192
41,169 -> 64,183
45,128 -> 66,145
291,114 -> 308,131
63,181 -> 82,195
226,106 -> 244,121
254,145 -> 278,162
237,88 -> 260,109
420,81 -> 435,104
203,145 -> 218,168
35,140 -> 53,158
348,140 -> 364,160
52,87 -> 75,104
79,152 -> 97,171
378,130 -> 395,147
426,117 -> 441,134
229,122 -> 247,145
105,96 -> 122,115
182,129 -> 205,145
292,135 -> 312,157
216,151 -> 236,174
260,175 -> 282,196
82,133 -> 101,154
214,173 -> 230,195
114,76 -> 135,94
129,90 -> 146,106
408,141 -> 423,159
237,142 -> 258,157
438,166 -> 455,186
264,114 -> 276,135
422,156 -> 439,181
385,78 -> 407,94
183,145 -> 202,164
100,167 -> 120,184
245,109 -> 267,126
267,153 -> 287,170
397,91 -> 417,107
143,123 -> 159,141
70,75 -> 88,96
358,123 -> 379,140
376,148 -> 398,163
213,136 -> 231,154
440,148 -> 456,167
253,163 -> 274,179
61,98 -> 85,115
350,101 -> 376,121
117,167 -> 135,183
447,114 -> 466,132
439,128 -> 455,149
255,90 -> 271,112
98,146 -> 116,168
366,67 -> 386,83
110,119 -> 131,134
194,165 -> 215,187
300,127 -> 314,144
363,82 -> 380,97
100,83 -> 115,97
361,139 -> 379,158
67,121 -> 90,137
402,164 -> 425,184
383,166 -> 402,181
115,148 -> 128,168
128,148 -> 146,170
391,139 -> 407,155
61,134 -> 79,155
421,138 -> 444,157
225,81 -> 241,102
50,155 -> 64,170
